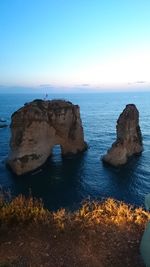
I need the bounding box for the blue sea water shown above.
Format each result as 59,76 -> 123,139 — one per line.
0,92 -> 150,210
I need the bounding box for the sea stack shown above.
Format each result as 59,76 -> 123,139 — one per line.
102,104 -> 143,166
8,99 -> 87,175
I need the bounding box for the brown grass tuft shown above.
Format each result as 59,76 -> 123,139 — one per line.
0,195 -> 150,230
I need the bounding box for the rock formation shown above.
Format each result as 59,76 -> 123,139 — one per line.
8,99 -> 87,175
102,104 -> 143,166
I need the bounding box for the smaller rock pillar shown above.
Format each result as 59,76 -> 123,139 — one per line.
102,104 -> 143,166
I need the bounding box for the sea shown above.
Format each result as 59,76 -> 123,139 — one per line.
0,91 -> 150,210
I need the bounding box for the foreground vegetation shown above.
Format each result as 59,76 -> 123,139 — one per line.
0,194 -> 150,266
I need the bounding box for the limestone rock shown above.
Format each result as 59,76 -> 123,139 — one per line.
102,104 -> 143,166
8,99 -> 87,175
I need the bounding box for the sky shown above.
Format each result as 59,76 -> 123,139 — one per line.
0,0 -> 150,91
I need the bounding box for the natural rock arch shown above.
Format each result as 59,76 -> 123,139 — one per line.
8,99 -> 87,175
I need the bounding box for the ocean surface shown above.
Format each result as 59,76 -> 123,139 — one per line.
0,92 -> 150,210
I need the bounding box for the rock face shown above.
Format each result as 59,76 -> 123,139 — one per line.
8,99 -> 87,175
102,104 -> 143,166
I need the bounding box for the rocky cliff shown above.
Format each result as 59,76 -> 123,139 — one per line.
102,104 -> 143,166
8,99 -> 87,175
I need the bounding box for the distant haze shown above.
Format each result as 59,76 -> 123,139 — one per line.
0,0 -> 150,91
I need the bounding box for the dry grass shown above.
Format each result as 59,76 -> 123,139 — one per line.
0,195 -> 150,266
1,194 -> 149,228
0,194 -> 48,225
74,198 -> 150,226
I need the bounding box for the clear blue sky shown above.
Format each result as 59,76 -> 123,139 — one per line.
0,0 -> 150,90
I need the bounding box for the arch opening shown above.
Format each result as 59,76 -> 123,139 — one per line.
51,144 -> 62,163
